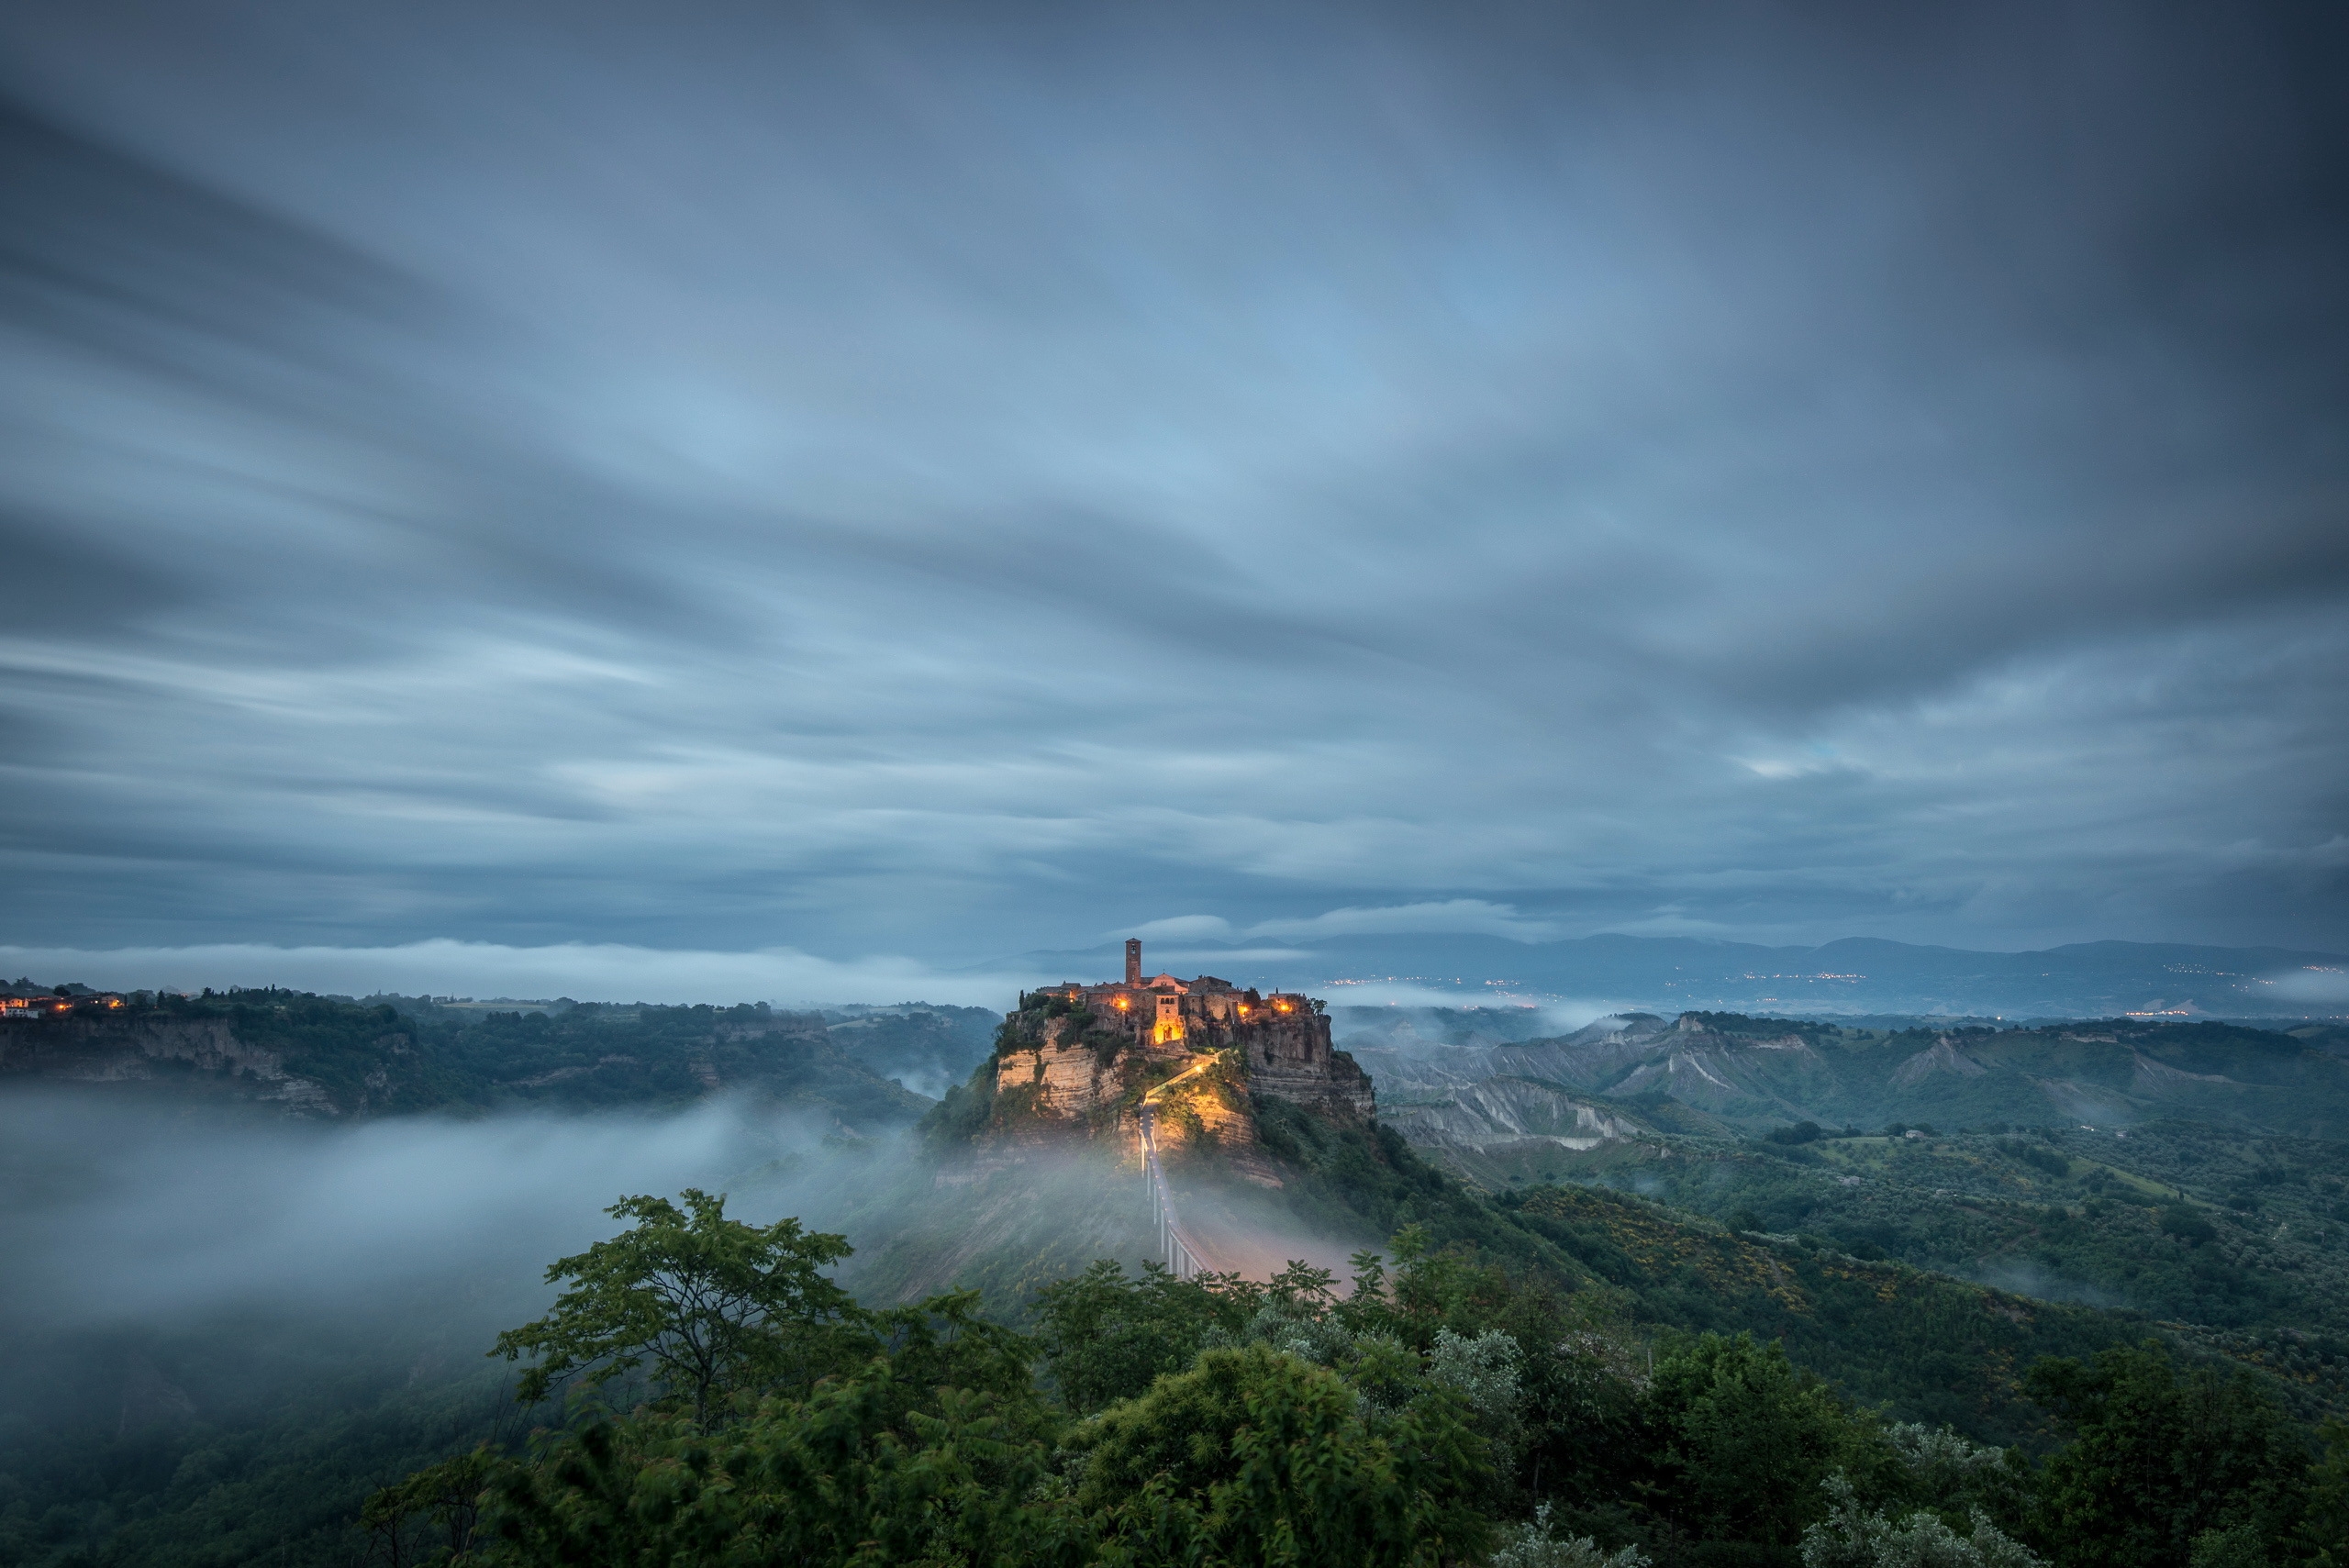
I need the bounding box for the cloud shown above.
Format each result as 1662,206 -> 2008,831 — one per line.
0,940 -> 1030,1009
1142,947 -> 1313,966
0,4 -> 2341,959
1247,901 -> 1563,943
0,1092 -> 805,1328
2268,967 -> 2349,1004
1323,985 -> 1629,1029
1120,915 -> 1236,941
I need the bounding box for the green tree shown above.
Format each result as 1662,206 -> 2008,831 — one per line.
1642,1332 -> 1896,1563
1076,1343 -> 1493,1568
380,1290 -> 1072,1568
361,1448 -> 495,1566
2299,1419 -> 2349,1567
1032,1257 -> 1251,1412
2025,1340 -> 2309,1568
1799,1473 -> 2039,1568
489,1189 -> 873,1426
480,1366 -> 1087,1568
1882,1423 -> 2034,1539
873,1286 -> 1049,1437
1491,1502 -> 1651,1568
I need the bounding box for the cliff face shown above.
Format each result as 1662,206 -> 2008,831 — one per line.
1241,1018 -> 1376,1121
991,1014 -> 1133,1126
0,994 -> 939,1125
0,1013 -> 355,1112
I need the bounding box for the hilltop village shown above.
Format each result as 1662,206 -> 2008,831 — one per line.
987,940 -> 1375,1169
0,980 -> 127,1017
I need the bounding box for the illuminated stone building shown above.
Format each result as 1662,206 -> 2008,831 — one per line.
1018,940 -> 1373,1118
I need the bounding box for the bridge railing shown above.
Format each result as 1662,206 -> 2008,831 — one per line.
1137,1104 -> 1207,1279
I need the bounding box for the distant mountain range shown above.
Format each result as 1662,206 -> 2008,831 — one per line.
1006,933 -> 2349,1020
1338,1009 -> 2349,1166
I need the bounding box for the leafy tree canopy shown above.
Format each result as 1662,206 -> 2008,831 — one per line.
2026,1340 -> 2310,1568
489,1189 -> 871,1425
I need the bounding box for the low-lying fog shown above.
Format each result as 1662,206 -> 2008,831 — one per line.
0,1091 -> 871,1332
0,1083 -> 1378,1456
0,1089 -> 888,1444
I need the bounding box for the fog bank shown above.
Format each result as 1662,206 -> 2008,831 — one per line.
0,1090 -> 879,1335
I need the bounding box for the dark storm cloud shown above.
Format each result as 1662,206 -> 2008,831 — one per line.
0,0 -> 2343,974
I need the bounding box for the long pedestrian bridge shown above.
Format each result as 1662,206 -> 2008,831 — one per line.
1137,1059 -> 1219,1279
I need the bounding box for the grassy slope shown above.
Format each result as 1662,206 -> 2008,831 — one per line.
1416,1120 -> 2349,1422
1250,1097 -> 2157,1444
1504,1183 -> 2139,1443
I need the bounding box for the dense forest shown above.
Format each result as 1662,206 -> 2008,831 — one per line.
328,1184 -> 2349,1568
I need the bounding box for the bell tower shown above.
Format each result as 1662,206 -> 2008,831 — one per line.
1126,938 -> 1142,985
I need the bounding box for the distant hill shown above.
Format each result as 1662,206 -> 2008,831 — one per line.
1341,1009 -> 2349,1160
818,1003 -> 1002,1099
0,988 -> 992,1129
1006,933 -> 2349,1018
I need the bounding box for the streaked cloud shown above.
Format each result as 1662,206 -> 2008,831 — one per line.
1119,916 -> 1239,941
1246,901 -> 1563,942
0,1 -> 2341,962
0,940 -> 1033,1008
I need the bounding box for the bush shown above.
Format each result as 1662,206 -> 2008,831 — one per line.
2003,1141 -> 2071,1181
1491,1503 -> 1649,1568
1800,1473 -> 2040,1568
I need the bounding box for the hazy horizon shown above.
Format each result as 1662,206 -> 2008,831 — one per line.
6,924 -> 2343,1017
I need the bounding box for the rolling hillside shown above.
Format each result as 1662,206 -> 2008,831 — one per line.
1347,1010 -> 2349,1155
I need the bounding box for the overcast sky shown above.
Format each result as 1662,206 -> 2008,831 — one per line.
2,0 -> 2344,980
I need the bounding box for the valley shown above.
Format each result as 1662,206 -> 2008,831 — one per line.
9,978 -> 2349,1566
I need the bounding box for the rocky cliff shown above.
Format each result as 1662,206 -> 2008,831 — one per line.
1,1009 -> 380,1113
0,990 -> 938,1125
